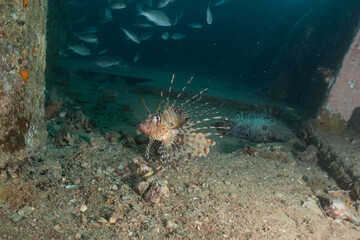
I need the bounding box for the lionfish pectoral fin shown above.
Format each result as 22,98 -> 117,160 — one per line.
145,138 -> 155,159
175,133 -> 215,158
158,142 -> 175,164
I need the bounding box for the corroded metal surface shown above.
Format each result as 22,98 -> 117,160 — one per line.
318,26 -> 360,133
0,0 -> 48,168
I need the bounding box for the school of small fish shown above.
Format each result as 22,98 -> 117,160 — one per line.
64,0 -> 231,67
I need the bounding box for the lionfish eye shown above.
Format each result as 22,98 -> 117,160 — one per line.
154,116 -> 161,122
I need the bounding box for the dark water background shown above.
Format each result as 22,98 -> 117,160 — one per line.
61,0 -> 360,116
67,0 -> 313,79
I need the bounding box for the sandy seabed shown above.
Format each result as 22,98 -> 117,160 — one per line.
1,68 -> 359,239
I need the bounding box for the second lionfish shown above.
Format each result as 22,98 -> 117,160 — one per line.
137,75 -> 229,162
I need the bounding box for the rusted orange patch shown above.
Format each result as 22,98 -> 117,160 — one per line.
23,0 -> 28,7
20,69 -> 29,84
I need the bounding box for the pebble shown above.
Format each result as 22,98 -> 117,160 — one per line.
0,172 -> 8,183
109,211 -> 124,224
80,205 -> 88,212
109,216 -> 117,224
111,185 -> 119,191
121,195 -> 132,201
302,197 -> 323,216
19,206 -> 35,216
53,224 -> 63,233
8,212 -> 23,222
106,167 -> 115,174
165,220 -> 176,229
65,185 -> 78,190
135,181 -> 150,195
75,233 -> 82,239
90,138 -> 101,148
98,217 -> 109,225
59,111 -> 67,118
82,162 -> 89,168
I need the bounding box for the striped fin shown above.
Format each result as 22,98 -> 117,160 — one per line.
185,107 -> 217,118
187,102 -> 210,112
185,116 -> 226,128
171,76 -> 194,108
166,74 -> 175,108
187,126 -> 229,133
177,133 -> 216,157
158,141 -> 177,164
145,138 -> 155,159
160,91 -> 165,109
178,88 -> 208,111
146,138 -> 163,160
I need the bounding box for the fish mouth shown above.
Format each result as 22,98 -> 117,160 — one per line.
137,122 -> 150,136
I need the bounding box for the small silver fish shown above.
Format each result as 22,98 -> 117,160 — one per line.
74,14 -> 88,24
133,22 -> 153,28
105,7 -> 113,19
94,56 -> 120,67
214,0 -> 229,7
80,26 -> 98,33
122,28 -> 140,44
171,33 -> 186,40
109,0 -> 126,10
69,45 -> 91,56
158,0 -> 170,8
187,23 -> 203,28
97,49 -> 109,55
206,3 -> 213,25
98,7 -> 113,24
138,7 -> 171,27
133,51 -> 140,63
139,32 -> 153,41
76,32 -> 99,44
161,32 -> 169,40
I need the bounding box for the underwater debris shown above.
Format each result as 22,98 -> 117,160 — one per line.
143,180 -> 169,205
324,198 -> 360,225
137,75 -> 228,163
130,157 -> 168,205
296,144 -> 318,162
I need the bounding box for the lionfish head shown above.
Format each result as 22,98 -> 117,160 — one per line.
136,114 -> 156,136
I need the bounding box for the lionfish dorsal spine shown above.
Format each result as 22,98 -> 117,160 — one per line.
178,88 -> 208,111
160,91 -> 165,110
145,138 -> 155,159
187,116 -> 225,127
171,76 -> 194,108
184,106 -> 217,117
187,126 -> 228,133
166,74 -> 175,108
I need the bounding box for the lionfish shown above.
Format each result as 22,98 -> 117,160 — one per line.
136,75 -> 228,162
